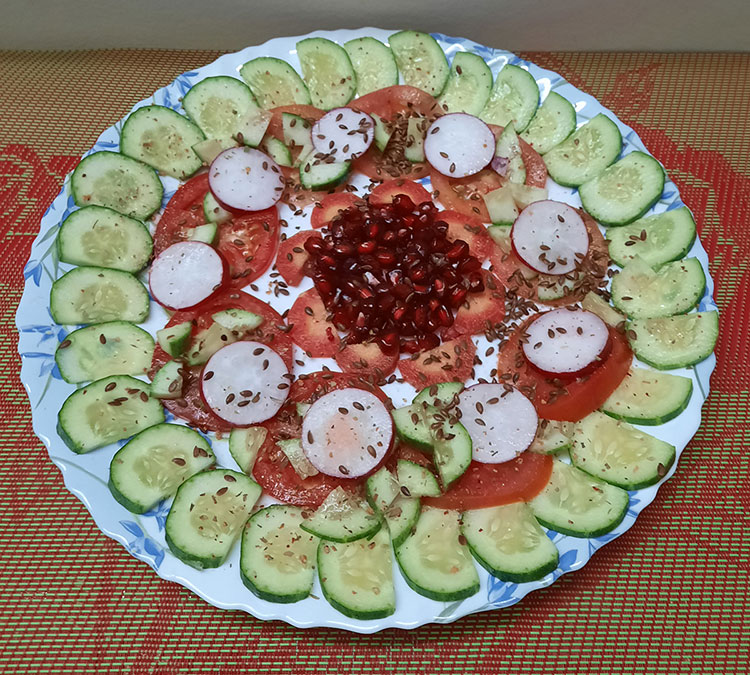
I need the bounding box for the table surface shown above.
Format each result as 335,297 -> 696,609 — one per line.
1,49 -> 748,674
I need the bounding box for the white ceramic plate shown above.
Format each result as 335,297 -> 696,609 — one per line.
17,28 -> 717,633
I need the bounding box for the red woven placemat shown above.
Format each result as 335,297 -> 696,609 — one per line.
1,49 -> 747,674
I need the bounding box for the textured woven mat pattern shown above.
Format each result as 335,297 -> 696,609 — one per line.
1,49 -> 748,674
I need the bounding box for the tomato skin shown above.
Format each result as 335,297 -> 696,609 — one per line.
497,320 -> 633,422
276,230 -> 320,286
334,341 -> 398,377
398,337 -> 475,389
442,271 -> 505,340
287,288 -> 340,357
154,173 -> 280,287
310,193 -> 360,229
149,290 -> 293,432
369,179 -> 432,206
424,452 -> 553,510
266,104 -> 325,143
252,371 -> 393,507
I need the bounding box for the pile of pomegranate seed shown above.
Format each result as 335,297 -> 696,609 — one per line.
304,193 -> 484,354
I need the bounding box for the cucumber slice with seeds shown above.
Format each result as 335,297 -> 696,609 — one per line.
397,459 -> 440,498
71,151 -> 163,219
479,64 -> 539,132
282,113 -> 313,166
261,136 -> 294,167
203,191 -> 231,224
57,374 -> 164,453
462,503 -> 559,582
581,291 -> 625,327
389,31 -> 449,97
57,205 -> 152,273
392,404 -> 433,450
239,56 -> 311,108
299,155 -> 350,191
318,527 -> 395,620
395,507 -> 479,601
571,411 -> 675,490
529,458 -> 629,537
156,321 -> 192,358
601,367 -> 693,425
240,505 -> 318,603
606,206 -> 697,268
296,38 -> 357,110
182,76 -> 258,141
530,420 -> 572,454
495,123 -> 526,184
150,360 -> 183,399
520,91 -> 577,155
627,311 -> 718,370
55,321 -> 154,384
188,223 -> 218,245
413,381 -> 464,408
384,496 -> 421,548
366,465 -> 400,514
50,266 -> 149,325
120,105 -> 204,179
165,469 -> 261,569
228,426 -> 267,474
611,256 -> 706,319
543,114 -> 622,188
109,423 -> 214,513
300,487 -> 381,543
344,37 -> 399,96
437,51 -> 492,115
579,151 -> 665,226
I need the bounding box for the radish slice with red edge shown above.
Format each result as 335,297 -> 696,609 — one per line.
457,383 -> 538,463
200,341 -> 290,426
149,241 -> 225,310
511,200 -> 589,275
424,113 -> 495,178
208,147 -> 285,212
311,108 -> 374,162
522,308 -> 610,378
301,388 -> 393,478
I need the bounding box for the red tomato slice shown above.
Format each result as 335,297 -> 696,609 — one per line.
424,452 -> 553,510
154,173 -> 280,287
438,209 -> 494,261
398,337 -> 476,389
310,193 -> 361,229
334,341 -> 399,377
497,320 -> 633,422
288,288 -> 340,357
150,290 -> 293,432
253,371 -> 392,507
442,271 -> 505,340
490,210 -> 609,306
369,179 -> 432,206
276,230 -> 321,286
431,135 -> 547,222
266,104 -> 325,143
348,85 -> 442,181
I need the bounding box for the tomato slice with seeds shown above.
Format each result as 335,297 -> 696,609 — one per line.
276,230 -> 321,286
334,341 -> 399,377
439,209 -> 494,261
310,193 -> 361,229
497,319 -> 633,422
369,179 -> 432,206
442,271 -> 505,340
490,210 -> 609,306
288,288 -> 340,357
398,337 -> 476,389
266,104 -> 325,144
253,371 -> 392,507
154,173 -> 280,287
150,290 -> 293,432
424,452 -> 553,511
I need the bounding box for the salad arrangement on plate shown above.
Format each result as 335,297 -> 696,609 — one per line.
25,29 -> 718,629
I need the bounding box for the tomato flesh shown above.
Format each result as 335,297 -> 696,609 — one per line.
276,230 -> 321,286
438,209 -> 494,261
310,193 -> 361,229
398,337 -> 475,389
334,341 -> 398,377
442,271 -> 505,339
288,288 -> 340,357
369,179 -> 432,206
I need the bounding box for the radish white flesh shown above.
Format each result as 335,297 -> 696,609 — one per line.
301,388 -> 393,478
457,383 -> 538,463
523,309 -> 610,376
208,147 -> 284,212
312,108 -> 374,162
511,200 -> 589,275
424,113 -> 495,178
149,241 -> 224,310
200,341 -> 289,426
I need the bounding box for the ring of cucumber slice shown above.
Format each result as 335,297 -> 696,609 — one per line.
24,28 -> 718,631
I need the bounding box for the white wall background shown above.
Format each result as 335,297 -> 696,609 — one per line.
1,0 -> 748,51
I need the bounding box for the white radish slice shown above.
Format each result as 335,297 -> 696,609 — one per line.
522,308 -> 610,377
311,108 -> 374,162
200,341 -> 290,426
457,383 -> 538,464
301,388 -> 393,478
424,113 -> 495,178
208,147 -> 285,212
511,200 -> 589,275
149,241 -> 225,310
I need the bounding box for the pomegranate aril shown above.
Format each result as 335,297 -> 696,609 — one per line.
358,240 -> 376,254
